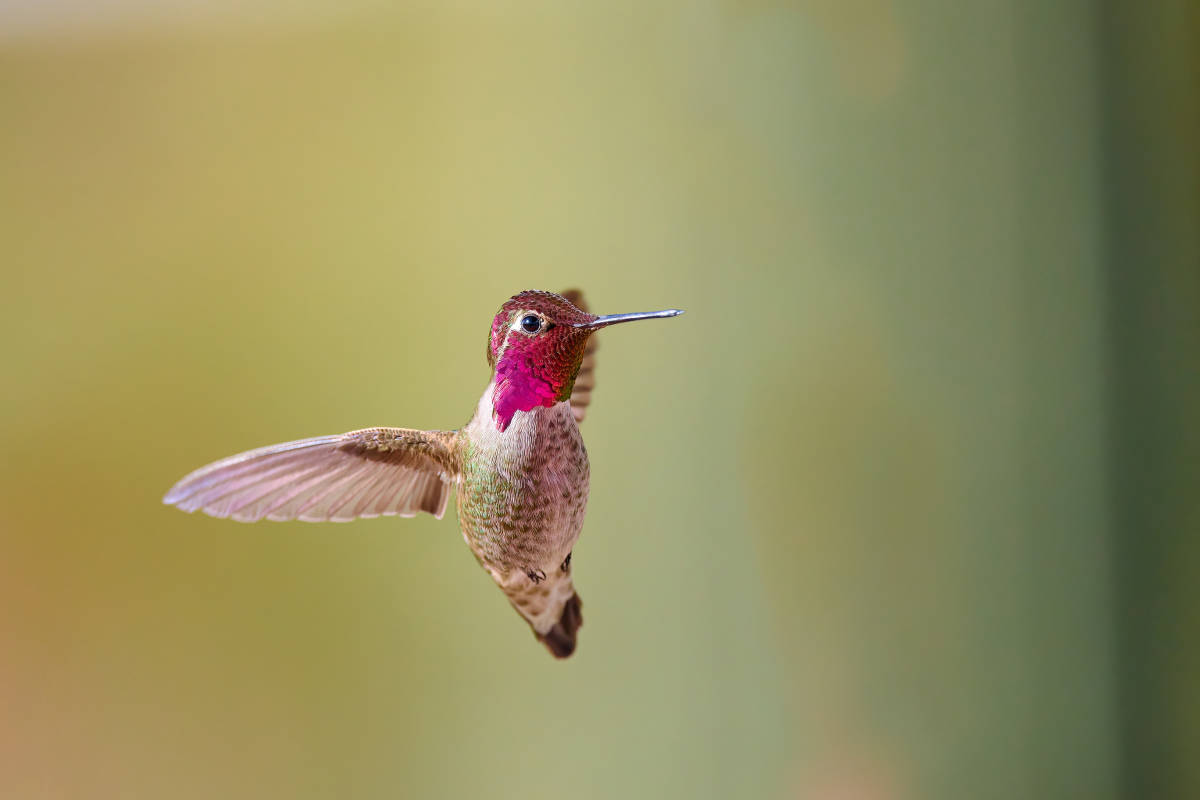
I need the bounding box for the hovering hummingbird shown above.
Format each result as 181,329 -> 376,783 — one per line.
163,289 -> 682,658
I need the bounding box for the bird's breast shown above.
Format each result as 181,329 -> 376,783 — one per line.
456,383 -> 590,574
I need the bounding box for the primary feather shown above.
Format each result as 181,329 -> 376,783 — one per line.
163,427 -> 459,522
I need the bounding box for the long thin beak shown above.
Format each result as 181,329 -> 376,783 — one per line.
575,309 -> 684,329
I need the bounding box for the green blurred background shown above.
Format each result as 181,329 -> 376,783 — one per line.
2,2 -> 1196,798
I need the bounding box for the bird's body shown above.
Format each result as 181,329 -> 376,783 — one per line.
457,380 -> 589,653
163,289 -> 680,658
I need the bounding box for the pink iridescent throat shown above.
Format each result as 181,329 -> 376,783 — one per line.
491,336 -> 588,432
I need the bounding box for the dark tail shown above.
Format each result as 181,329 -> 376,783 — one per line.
536,592 -> 583,659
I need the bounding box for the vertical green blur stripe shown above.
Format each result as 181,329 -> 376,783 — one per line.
1102,1 -> 1200,797
1012,2 -> 1117,796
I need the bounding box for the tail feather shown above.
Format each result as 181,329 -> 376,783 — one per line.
535,592 -> 583,659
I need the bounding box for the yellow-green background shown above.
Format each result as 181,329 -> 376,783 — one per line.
2,2 -> 1196,798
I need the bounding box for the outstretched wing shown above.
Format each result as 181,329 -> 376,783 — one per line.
163,427 -> 459,523
561,288 -> 598,424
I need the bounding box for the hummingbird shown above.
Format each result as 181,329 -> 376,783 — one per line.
163,289 -> 683,658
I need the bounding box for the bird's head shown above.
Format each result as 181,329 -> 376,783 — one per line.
486,290 -> 682,431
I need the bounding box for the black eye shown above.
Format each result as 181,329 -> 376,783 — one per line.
520,315 -> 542,333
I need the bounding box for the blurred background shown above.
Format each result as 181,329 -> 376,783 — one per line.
2,1 -> 1196,798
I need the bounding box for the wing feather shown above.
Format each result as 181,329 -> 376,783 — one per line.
292,461 -> 374,521
164,427 -> 459,523
561,288 -> 598,424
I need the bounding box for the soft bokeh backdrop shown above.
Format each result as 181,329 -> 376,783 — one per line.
2,2 -> 1196,798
